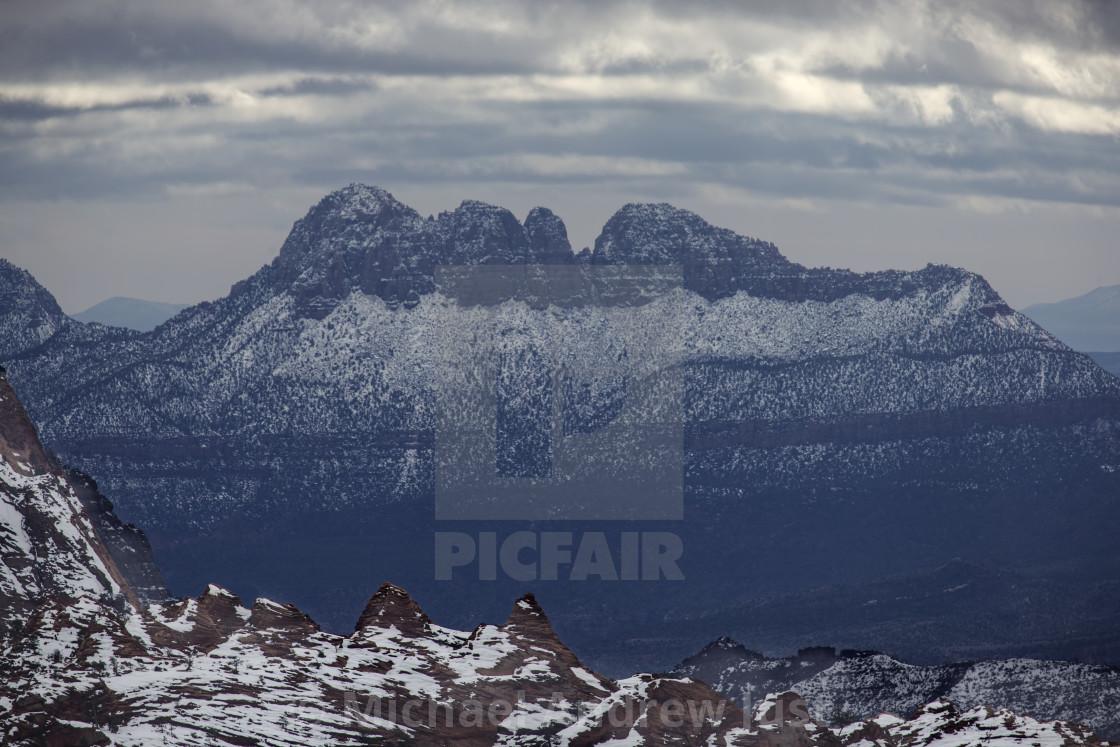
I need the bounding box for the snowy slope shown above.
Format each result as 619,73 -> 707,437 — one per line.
0,367 -> 169,641
674,640 -> 1120,739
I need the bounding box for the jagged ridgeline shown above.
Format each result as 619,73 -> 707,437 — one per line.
2,185 -> 1119,674
673,637 -> 1120,740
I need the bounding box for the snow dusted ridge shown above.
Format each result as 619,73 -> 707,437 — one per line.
0,259 -> 74,362
1,583 -> 1110,746
674,638 -> 1120,740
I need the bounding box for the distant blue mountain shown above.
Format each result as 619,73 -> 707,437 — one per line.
71,296 -> 189,331
1022,284 -> 1120,352
1088,352 -> 1120,378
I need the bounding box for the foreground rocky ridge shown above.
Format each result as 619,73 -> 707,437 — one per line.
2,186 -> 1119,665
2,582 -> 1111,746
675,638 -> 1120,740
0,367 -> 169,642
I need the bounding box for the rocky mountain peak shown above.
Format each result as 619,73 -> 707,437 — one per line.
195,583 -> 250,629
306,183 -> 421,234
708,635 -> 750,652
524,206 -> 574,262
590,201 -> 794,299
225,185 -> 1036,319
354,581 -> 432,636
592,202 -> 784,267
440,199 -> 532,265
506,592 -> 547,625
249,597 -> 319,633
502,593 -> 574,658
266,186 -> 582,317
0,258 -> 70,362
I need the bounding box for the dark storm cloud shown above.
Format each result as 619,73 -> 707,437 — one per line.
0,2 -> 551,81
0,93 -> 216,123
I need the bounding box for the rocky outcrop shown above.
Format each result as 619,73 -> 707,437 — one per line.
64,468 -> 171,606
2,582 -> 1107,747
674,636 -> 1120,740
0,259 -> 71,361
353,581 -> 432,637
0,370 -> 138,636
0,369 -> 169,637
260,184 -> 585,317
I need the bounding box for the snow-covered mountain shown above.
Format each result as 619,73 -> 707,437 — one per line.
674,638 -> 1120,740
71,297 -> 190,332
2,185 -> 1118,670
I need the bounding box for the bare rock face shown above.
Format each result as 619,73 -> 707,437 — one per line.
263,184 -> 581,318
524,206 -> 575,264
0,370 -> 138,636
64,468 -> 172,606
353,581 -> 432,637
0,370 -> 169,642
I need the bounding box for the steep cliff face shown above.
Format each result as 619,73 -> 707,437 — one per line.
0,368 -> 170,637
261,184 -> 580,317
0,368 -> 135,634
0,259 -> 71,361
2,185 -> 1118,666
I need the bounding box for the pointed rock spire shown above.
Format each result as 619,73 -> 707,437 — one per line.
250,597 -> 320,633
503,592 -> 564,646
354,582 -> 431,636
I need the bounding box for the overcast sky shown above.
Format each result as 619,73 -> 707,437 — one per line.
2,0 -> 1119,312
